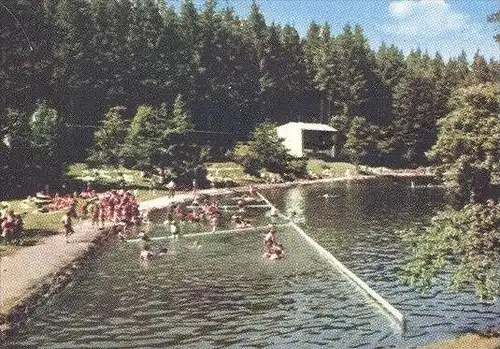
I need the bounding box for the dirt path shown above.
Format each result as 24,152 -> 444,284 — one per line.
0,220 -> 103,315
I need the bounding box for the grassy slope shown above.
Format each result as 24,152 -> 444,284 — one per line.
306,159 -> 359,177
0,160 -> 362,257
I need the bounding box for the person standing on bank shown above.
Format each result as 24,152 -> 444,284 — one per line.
61,210 -> 75,243
192,178 -> 198,196
166,180 -> 176,198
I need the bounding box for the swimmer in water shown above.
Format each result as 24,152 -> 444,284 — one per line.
140,246 -> 154,260
269,207 -> 278,217
170,221 -> 179,239
157,247 -> 168,257
210,215 -> 219,232
264,225 -> 278,253
264,225 -> 277,244
237,198 -> 247,212
267,243 -> 284,260
138,230 -> 150,241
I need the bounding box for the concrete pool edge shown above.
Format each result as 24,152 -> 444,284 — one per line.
0,224 -> 116,339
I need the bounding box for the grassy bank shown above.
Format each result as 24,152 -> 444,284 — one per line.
0,199 -> 66,257
0,160 -> 363,257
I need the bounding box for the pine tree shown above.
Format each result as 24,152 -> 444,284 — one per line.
88,106 -> 129,166
177,0 -> 202,110
334,25 -> 377,121
343,116 -> 380,166
121,96 -> 201,184
158,3 -> 182,106
430,52 -> 453,122
53,0 -> 95,159
0,0 -> 54,111
470,52 -> 494,84
29,102 -> 65,183
374,43 -> 406,127
244,0 -> 267,60
311,23 -> 339,123
259,24 -> 287,122
218,7 -> 260,136
302,21 -> 322,121
445,51 -> 470,88
391,73 -> 437,166
280,25 -> 312,122
90,0 -> 133,108
128,0 -> 165,106
121,105 -> 156,173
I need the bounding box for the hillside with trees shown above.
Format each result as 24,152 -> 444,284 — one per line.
0,0 -> 498,197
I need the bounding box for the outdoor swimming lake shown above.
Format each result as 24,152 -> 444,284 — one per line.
4,181 -> 500,348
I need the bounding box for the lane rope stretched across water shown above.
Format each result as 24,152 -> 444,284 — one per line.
125,223 -> 291,242
255,191 -> 406,331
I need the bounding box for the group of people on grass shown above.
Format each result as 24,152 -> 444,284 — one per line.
60,187 -> 142,243
1,207 -> 24,244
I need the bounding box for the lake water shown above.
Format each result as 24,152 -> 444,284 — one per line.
4,181 -> 500,348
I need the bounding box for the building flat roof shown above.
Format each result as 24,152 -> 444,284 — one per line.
277,122 -> 338,132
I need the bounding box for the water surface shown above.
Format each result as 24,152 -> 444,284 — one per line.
4,181 -> 499,348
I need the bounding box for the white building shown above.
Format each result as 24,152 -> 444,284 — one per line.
276,122 -> 338,158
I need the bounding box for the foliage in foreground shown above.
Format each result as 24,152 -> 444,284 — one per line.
231,123 -> 307,179
401,201 -> 500,299
401,82 -> 500,300
428,82 -> 500,204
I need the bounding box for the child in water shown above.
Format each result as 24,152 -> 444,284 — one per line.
140,246 -> 154,260
170,221 -> 179,239
264,225 -> 283,260
268,243 -> 284,260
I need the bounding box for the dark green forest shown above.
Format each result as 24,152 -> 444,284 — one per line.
1,0 -> 499,196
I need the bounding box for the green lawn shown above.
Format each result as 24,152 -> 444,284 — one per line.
66,163 -> 151,188
306,159 -> 360,177
1,160 -> 364,257
206,162 -> 263,185
0,198 -> 70,257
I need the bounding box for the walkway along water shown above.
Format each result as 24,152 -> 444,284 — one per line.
0,220 -> 112,336
256,191 -> 406,331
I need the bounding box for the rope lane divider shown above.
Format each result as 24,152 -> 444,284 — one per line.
256,191 -> 405,330
125,223 -> 291,242
185,204 -> 271,209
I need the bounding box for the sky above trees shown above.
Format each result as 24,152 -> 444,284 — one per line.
186,0 -> 499,61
